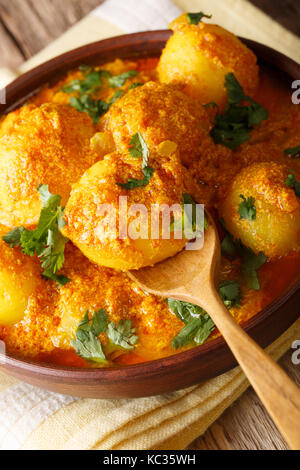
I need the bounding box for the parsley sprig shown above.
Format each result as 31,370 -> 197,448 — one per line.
186,12 -> 212,25
2,185 -> 70,286
117,132 -> 155,189
210,73 -> 268,150
71,309 -> 138,364
220,221 -> 267,290
238,195 -> 256,220
286,173 -> 300,197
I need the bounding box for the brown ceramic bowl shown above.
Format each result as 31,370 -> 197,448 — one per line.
0,31 -> 300,398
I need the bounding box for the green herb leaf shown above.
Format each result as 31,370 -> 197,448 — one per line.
284,146 -> 300,158
186,12 -> 212,25
286,173 -> 300,197
69,95 -> 110,123
2,227 -> 25,247
117,132 -> 154,189
62,68 -> 111,95
109,70 -> 138,88
168,299 -> 215,349
106,319 -> 138,350
2,185 -> 70,286
220,222 -> 267,290
241,247 -> 267,290
71,309 -> 138,364
128,132 -> 149,161
238,195 -> 256,220
211,73 -> 268,150
108,89 -> 125,104
219,280 -> 241,308
128,82 -> 143,90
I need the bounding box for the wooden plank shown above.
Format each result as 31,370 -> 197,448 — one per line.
189,351 -> 298,450
250,0 -> 300,37
0,0 -> 103,65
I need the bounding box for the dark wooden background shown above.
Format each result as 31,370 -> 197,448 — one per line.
0,0 -> 299,451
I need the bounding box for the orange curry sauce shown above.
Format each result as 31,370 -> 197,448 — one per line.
2,57 -> 300,368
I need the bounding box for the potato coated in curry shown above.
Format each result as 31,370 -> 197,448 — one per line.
221,162 -> 300,257
0,103 -> 97,227
158,14 -> 259,107
63,142 -> 188,271
100,81 -> 211,166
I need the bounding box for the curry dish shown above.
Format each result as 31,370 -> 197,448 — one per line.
0,13 -> 299,368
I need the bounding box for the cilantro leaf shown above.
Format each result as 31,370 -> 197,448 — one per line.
71,309 -> 109,363
71,309 -> 138,364
108,89 -> 125,104
220,222 -> 267,290
129,82 -> 143,90
71,330 -> 107,363
186,12 -> 212,25
2,185 -> 70,286
168,299 -> 215,349
128,132 -> 149,161
284,146 -> 300,158
69,95 -> 109,123
117,132 -> 154,189
108,70 -> 138,88
2,227 -> 25,247
238,195 -> 256,220
211,73 -> 268,150
219,280 -> 241,308
286,173 -> 300,197
62,68 -> 111,95
106,319 -> 138,350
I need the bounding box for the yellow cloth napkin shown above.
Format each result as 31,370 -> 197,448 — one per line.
0,0 -> 299,451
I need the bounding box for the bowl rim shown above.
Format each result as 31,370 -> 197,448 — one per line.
1,30 -> 300,384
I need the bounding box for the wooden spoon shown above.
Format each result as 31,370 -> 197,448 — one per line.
128,217 -> 300,450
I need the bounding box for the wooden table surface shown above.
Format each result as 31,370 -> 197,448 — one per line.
0,0 -> 299,451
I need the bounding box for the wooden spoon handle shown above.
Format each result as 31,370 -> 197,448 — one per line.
189,290 -> 300,450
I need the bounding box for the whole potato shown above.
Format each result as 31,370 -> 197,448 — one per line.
62,142 -> 190,271
0,230 -> 40,326
220,162 -> 300,258
100,81 -> 211,166
158,14 -> 259,107
0,103 -> 97,228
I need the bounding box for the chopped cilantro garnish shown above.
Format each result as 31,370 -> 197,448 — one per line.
238,195 -> 256,220
220,221 -> 267,290
71,309 -> 138,363
168,299 -> 215,349
62,68 -> 111,95
186,12 -> 212,25
117,132 -> 154,189
168,278 -> 241,349
69,95 -> 109,124
109,70 -> 138,88
284,146 -> 300,158
129,82 -> 143,90
219,280 -> 241,308
109,89 -> 125,104
2,185 -> 69,286
71,310 -> 108,363
286,173 -> 300,197
211,73 -> 268,150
